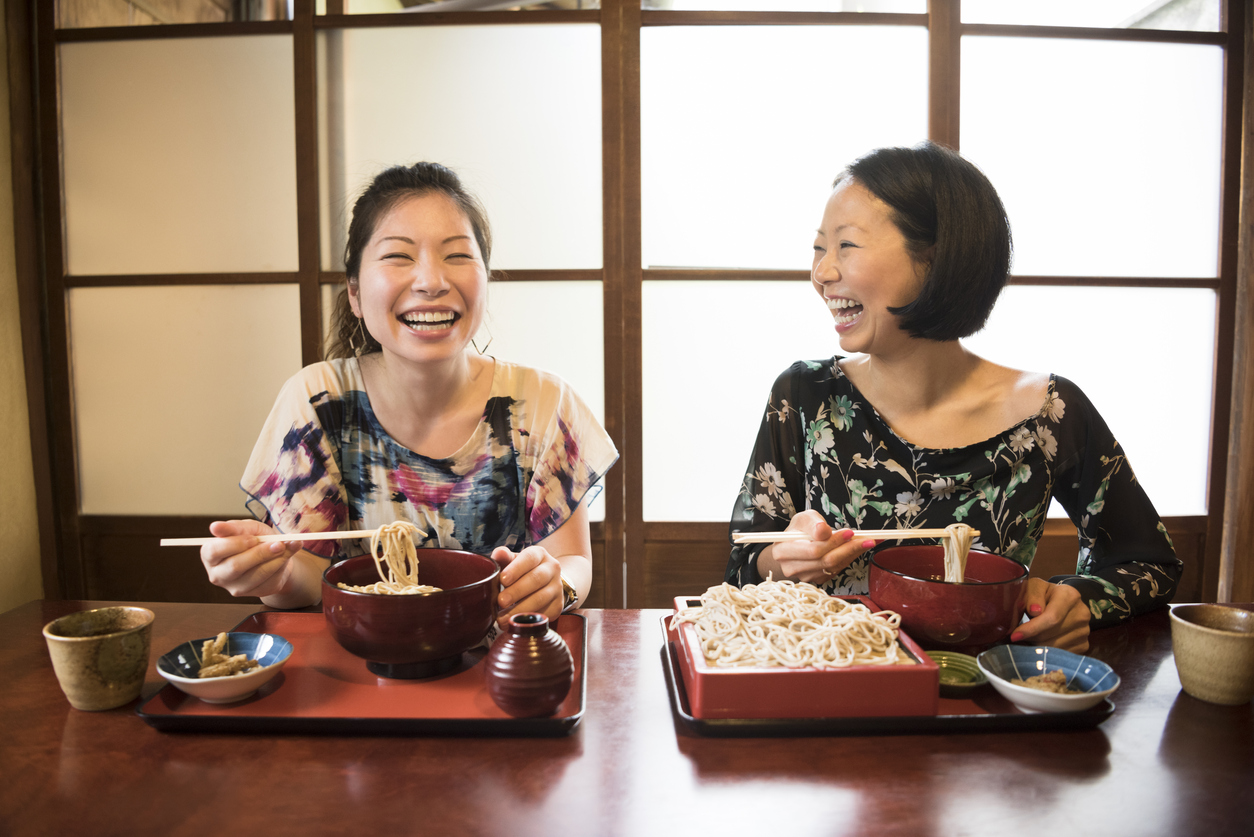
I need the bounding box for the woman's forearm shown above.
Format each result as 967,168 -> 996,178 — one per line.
753,545 -> 780,582
260,550 -> 331,609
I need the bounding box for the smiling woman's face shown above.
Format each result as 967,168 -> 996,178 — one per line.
811,179 -> 929,356
348,192 -> 488,367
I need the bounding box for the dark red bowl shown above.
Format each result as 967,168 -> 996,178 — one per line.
868,545 -> 1028,652
322,549 -> 500,679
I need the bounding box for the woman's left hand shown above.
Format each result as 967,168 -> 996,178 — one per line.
490,545 -> 565,626
1010,579 -> 1091,653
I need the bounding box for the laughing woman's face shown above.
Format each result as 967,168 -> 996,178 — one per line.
811,179 -> 929,357
349,192 -> 488,367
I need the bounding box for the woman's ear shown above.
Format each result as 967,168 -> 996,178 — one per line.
346,282 -> 362,318
915,245 -> 937,280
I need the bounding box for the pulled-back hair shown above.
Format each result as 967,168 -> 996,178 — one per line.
326,162 -> 492,359
835,141 -> 1012,341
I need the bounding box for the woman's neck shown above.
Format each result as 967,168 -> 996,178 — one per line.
365,351 -> 479,419
841,340 -> 982,413
357,350 -> 495,457
839,340 -> 1041,450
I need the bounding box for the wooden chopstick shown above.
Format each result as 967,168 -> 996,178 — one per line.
731,528 -> 978,544
160,529 -> 380,547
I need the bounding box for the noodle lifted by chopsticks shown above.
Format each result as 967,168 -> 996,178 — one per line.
941,523 -> 976,583
672,579 -> 905,669
336,520 -> 441,595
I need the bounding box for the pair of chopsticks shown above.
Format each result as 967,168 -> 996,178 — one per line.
160,529 -> 380,547
731,528 -> 979,545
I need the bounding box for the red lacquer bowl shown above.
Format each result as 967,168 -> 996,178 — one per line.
322,550 -> 500,679
868,545 -> 1028,652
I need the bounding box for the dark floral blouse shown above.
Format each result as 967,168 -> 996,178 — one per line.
726,358 -> 1181,628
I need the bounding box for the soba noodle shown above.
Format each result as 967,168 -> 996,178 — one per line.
336,521 -> 442,595
941,523 -> 976,583
671,579 -> 906,669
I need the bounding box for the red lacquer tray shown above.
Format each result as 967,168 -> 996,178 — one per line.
137,611 -> 586,736
660,616 -> 1114,736
668,595 -> 940,719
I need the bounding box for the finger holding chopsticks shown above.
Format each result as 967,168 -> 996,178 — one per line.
740,511 -> 881,587
196,519 -> 334,607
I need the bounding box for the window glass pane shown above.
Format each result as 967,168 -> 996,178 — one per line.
643,283 -> 1212,522
70,286 -> 304,516
321,279 -> 609,521
961,37 -> 1222,278
645,1 -> 922,10
641,26 -> 927,270
964,286 -> 1213,517
642,280 -> 835,521
56,0 -> 291,28
962,0 -> 1221,32
347,0 -> 595,10
61,37 -> 298,275
482,281 -> 609,521
318,25 -> 602,272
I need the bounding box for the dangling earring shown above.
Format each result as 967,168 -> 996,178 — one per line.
471,321 -> 494,355
350,316 -> 367,357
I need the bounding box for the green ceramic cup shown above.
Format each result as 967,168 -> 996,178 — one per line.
42,606 -> 155,711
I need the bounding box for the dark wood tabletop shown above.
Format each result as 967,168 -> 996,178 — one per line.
3,599 -> 1252,837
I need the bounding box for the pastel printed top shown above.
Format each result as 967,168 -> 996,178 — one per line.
726,359 -> 1181,629
241,358 -> 618,562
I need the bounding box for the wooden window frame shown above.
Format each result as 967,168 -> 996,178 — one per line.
6,0 -> 1250,608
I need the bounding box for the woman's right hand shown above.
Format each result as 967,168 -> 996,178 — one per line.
755,510 -> 876,585
200,519 -> 301,600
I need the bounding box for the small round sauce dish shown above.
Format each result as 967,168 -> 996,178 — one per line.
925,650 -> 988,697
977,644 -> 1119,713
157,632 -> 293,704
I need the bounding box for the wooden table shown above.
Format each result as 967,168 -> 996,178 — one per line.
3,600 -> 1252,837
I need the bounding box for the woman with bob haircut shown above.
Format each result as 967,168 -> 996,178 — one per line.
199,162 -> 617,623
726,141 -> 1179,652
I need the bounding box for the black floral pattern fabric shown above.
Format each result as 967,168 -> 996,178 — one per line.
727,358 -> 1181,628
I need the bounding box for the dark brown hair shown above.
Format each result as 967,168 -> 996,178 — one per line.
834,141 -> 1012,341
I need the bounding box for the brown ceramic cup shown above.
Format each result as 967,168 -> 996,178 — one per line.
42,606 -> 155,711
1169,604 -> 1254,706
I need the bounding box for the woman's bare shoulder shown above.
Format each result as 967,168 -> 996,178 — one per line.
979,361 -> 1050,417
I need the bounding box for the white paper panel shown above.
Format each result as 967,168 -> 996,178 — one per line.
71,286 -> 304,515
641,25 -> 928,270
652,1 -> 923,9
962,0 -> 1220,31
643,282 -> 1213,522
962,37 -> 1223,278
965,285 -> 1214,517
60,38 -> 298,276
642,280 -> 837,521
320,25 -> 602,272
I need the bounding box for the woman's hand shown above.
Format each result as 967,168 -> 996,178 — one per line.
491,545 -> 565,626
754,510 -> 877,585
1010,579 -> 1091,653
200,520 -> 326,608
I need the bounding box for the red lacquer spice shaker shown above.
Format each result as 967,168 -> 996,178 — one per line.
484,612 -> 574,717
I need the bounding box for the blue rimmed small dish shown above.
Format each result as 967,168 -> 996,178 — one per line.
157,632 -> 293,704
977,644 -> 1119,713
